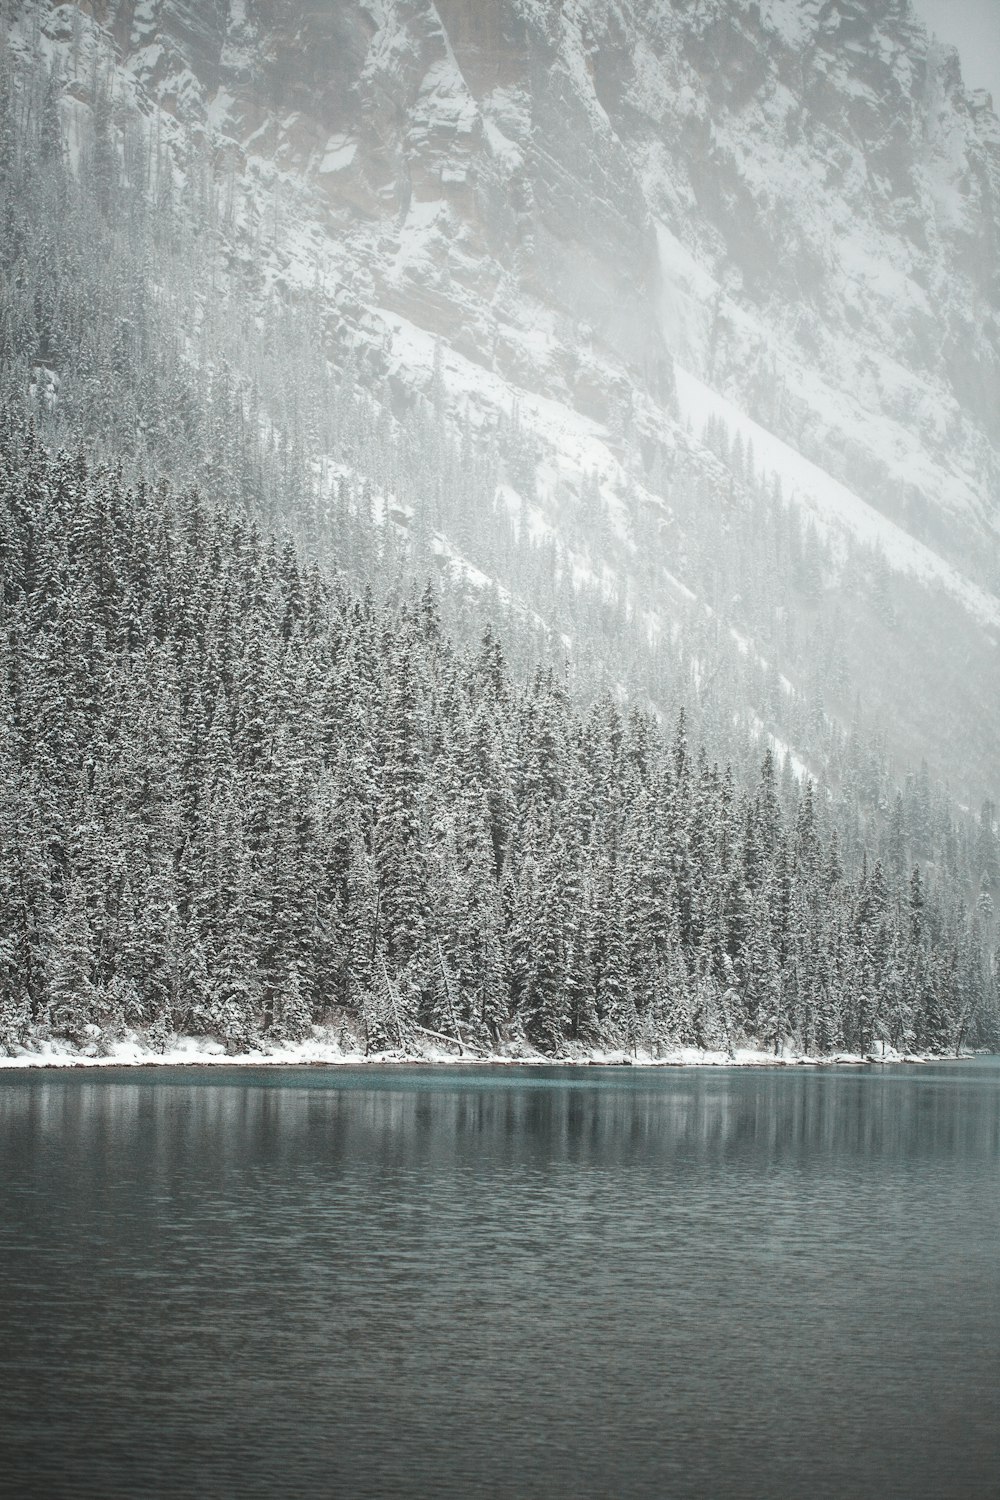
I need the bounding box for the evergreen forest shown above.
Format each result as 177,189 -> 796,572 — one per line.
1,417 -> 996,1056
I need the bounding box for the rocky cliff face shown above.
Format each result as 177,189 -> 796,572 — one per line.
9,0 -> 1000,791
70,0 -> 997,567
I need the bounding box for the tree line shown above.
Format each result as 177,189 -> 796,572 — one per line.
1,414 -> 996,1056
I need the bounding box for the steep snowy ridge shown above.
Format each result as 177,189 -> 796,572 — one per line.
7,0 -> 1000,796
23,1 -> 999,548
672,362 -> 1000,632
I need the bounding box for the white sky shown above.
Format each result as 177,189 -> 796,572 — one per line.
910,0 -> 1000,103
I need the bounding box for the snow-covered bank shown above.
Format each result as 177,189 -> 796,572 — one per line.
0,1031 -> 941,1071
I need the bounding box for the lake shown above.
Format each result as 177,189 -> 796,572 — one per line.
0,1060 -> 998,1498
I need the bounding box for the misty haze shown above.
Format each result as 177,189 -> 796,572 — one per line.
0,1 -> 998,1496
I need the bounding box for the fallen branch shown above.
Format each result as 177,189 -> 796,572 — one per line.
414,1024 -> 465,1053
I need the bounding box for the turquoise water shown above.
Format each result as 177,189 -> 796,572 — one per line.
1,1060 -> 998,1498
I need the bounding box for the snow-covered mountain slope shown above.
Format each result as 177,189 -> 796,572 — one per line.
83,0 -> 997,560
8,0 -> 1000,796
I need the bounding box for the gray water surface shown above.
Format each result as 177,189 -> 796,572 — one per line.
1,1060 -> 998,1499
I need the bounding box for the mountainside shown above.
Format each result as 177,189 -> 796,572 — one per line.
72,0 -> 1000,525
1,0 -> 999,1060
3,0 -> 999,803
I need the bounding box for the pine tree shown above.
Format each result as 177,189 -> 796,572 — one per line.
46,879 -> 96,1043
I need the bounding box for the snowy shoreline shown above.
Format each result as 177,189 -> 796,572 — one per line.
0,1032 -> 945,1072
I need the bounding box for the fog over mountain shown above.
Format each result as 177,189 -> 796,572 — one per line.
9,0 -> 998,787
912,0 -> 999,102
1,1 -> 997,1058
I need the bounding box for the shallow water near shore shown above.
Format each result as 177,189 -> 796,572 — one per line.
1,1059 -> 998,1498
